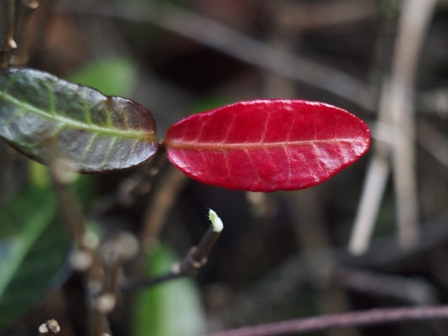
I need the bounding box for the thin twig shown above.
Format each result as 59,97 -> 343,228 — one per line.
276,0 -> 377,31
98,142 -> 166,213
208,306 -> 448,336
389,0 -> 436,249
57,0 -> 447,117
350,0 -> 437,253
351,113 -> 448,254
50,162 -> 86,245
121,210 -> 223,292
179,223 -> 222,276
50,161 -> 111,336
338,268 -> 436,305
0,0 -> 17,68
261,10 -> 356,333
141,165 -> 187,251
349,6 -> 398,255
57,1 -> 375,111
418,86 -> 448,116
0,143 -> 15,202
286,177 -> 357,336
418,120 -> 448,169
349,80 -> 393,255
11,0 -> 40,66
228,211 -> 448,326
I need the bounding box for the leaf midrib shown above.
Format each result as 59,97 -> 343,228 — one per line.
0,91 -> 154,141
168,138 -> 366,150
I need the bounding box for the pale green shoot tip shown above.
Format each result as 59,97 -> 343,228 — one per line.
208,209 -> 224,232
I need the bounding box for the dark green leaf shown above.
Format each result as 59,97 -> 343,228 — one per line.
0,68 -> 157,172
133,245 -> 206,336
0,187 -> 71,329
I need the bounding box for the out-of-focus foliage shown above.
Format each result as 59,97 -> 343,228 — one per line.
68,57 -> 138,97
0,186 -> 71,329
133,244 -> 206,336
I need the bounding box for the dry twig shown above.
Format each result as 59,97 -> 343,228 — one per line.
350,0 -> 437,254
98,142 -> 167,213
140,165 -> 188,251
57,0 -> 375,111
11,0 -> 39,66
209,306 -> 448,336
121,209 -> 223,292
0,0 -> 17,68
50,161 -> 113,336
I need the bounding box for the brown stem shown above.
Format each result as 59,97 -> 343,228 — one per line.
50,163 -> 86,246
57,1 -> 375,111
0,0 -> 16,68
179,225 -> 222,276
50,161 -> 112,336
141,165 -> 187,251
11,0 -> 40,66
98,141 -> 167,213
208,306 -> 448,336
121,218 -> 222,291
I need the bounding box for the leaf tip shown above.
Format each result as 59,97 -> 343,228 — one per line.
208,209 -> 224,232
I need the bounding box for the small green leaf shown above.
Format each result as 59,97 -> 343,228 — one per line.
0,187 -> 71,329
133,245 -> 206,336
0,68 -> 157,172
68,57 -> 137,97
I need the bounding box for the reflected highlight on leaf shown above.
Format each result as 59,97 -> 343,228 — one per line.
165,100 -> 370,192
0,68 -> 157,172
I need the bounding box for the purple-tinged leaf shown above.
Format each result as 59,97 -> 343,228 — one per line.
0,68 -> 157,172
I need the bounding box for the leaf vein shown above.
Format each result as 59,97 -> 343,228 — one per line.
0,91 -> 150,140
101,137 -> 117,167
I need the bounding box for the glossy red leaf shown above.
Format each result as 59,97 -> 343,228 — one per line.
165,100 -> 370,192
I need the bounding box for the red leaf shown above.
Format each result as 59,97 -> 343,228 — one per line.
165,100 -> 370,192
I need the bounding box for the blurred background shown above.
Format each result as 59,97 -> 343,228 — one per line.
2,0 -> 448,335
